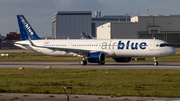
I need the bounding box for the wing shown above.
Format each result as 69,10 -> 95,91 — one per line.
41,46 -> 90,55
28,36 -> 91,55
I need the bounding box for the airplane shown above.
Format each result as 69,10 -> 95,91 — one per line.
14,15 -> 176,66
80,32 -> 94,39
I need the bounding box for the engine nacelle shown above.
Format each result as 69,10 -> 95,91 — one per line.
87,52 -> 105,63
113,57 -> 132,62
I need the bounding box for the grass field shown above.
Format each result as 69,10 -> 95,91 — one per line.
1,69 -> 180,97
1,53 -> 180,97
0,53 -> 180,62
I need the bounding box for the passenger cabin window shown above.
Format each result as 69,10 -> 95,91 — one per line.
160,43 -> 170,47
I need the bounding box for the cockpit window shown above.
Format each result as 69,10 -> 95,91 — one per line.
160,43 -> 171,47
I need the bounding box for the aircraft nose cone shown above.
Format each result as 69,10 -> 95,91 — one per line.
163,47 -> 176,56
170,47 -> 176,55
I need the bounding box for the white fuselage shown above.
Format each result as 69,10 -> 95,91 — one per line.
14,39 -> 176,58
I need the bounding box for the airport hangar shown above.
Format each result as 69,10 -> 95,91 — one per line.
52,11 -> 180,46
97,15 -> 180,46
51,11 -> 130,39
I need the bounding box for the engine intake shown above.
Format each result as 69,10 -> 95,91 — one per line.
87,52 -> 105,63
113,57 -> 132,62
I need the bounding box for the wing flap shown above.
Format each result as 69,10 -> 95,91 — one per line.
45,46 -> 90,54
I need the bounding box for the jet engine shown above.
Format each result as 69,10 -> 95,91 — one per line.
87,52 -> 105,63
113,57 -> 132,62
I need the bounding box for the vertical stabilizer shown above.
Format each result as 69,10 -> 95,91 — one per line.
80,32 -> 93,39
17,15 -> 41,40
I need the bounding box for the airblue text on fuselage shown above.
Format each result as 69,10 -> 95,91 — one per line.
101,41 -> 147,50
118,41 -> 147,50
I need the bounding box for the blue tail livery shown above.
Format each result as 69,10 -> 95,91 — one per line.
17,15 -> 41,40
86,33 -> 93,39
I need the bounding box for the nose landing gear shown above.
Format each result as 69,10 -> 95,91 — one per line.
153,57 -> 158,65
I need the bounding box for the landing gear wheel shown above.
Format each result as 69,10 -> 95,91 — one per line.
153,57 -> 158,66
80,60 -> 87,65
154,62 -> 158,66
80,60 -> 83,65
98,61 -> 105,65
84,60 -> 87,65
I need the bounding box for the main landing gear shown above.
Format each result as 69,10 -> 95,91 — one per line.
79,60 -> 105,65
153,57 -> 158,66
79,60 -> 87,65
98,61 -> 105,65
79,56 -> 87,65
79,56 -> 105,65
80,60 -> 105,65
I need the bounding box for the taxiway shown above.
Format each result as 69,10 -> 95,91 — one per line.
0,62 -> 180,69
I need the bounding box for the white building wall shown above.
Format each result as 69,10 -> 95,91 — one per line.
97,23 -> 111,39
131,16 -> 138,22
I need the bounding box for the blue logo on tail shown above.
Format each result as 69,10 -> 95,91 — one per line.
17,15 -> 41,40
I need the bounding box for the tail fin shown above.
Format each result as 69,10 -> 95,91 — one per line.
80,32 -> 88,39
17,15 -> 41,40
80,32 -> 93,39
86,33 -> 94,39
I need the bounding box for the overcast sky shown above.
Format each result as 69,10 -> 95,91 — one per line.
0,0 -> 180,37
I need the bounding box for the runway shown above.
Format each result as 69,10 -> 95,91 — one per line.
1,61 -> 180,69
